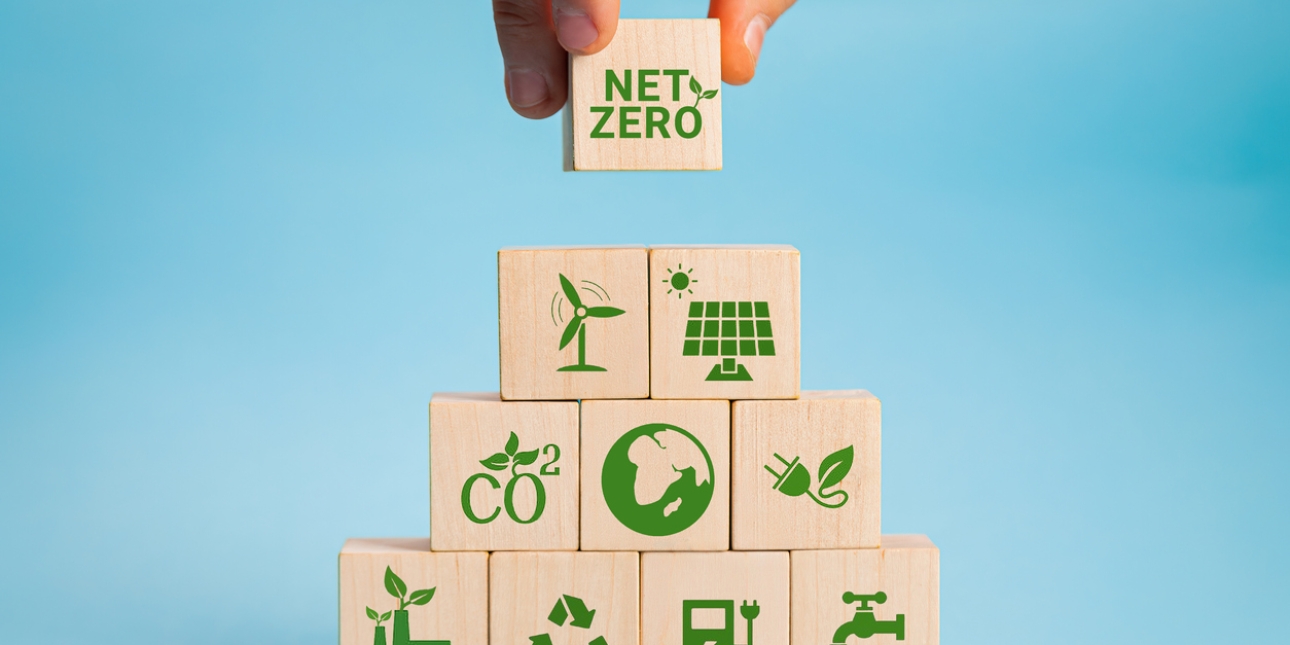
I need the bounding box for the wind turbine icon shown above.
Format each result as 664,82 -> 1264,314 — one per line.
556,273 -> 624,372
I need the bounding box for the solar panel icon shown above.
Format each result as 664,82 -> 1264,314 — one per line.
681,300 -> 776,381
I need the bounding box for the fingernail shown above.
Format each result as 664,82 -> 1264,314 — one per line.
554,8 -> 598,51
744,13 -> 772,63
507,68 -> 548,108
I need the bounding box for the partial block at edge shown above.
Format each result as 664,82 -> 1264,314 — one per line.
339,538 -> 488,645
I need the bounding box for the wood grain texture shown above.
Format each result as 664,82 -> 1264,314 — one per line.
580,399 -> 730,551
791,536 -> 940,645
564,19 -> 721,171
430,393 -> 580,551
641,552 -> 789,645
339,539 -> 488,645
490,552 -> 639,645
649,246 -> 799,400
499,246 -> 649,400
732,391 -> 881,550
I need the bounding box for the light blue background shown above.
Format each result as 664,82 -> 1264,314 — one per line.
1,1 -> 1286,643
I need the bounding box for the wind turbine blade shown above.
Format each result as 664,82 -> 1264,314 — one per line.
586,307 -> 625,318
559,274 -> 583,309
558,317 -> 583,350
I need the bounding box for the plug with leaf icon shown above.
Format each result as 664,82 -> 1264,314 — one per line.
480,432 -> 540,478
689,76 -> 718,108
764,446 -> 854,509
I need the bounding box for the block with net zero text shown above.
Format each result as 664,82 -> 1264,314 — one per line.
490,552 -> 639,645
339,539 -> 487,645
791,536 -> 941,645
641,552 -> 788,645
579,398 -> 730,551
649,245 -> 799,399
732,391 -> 881,550
430,393 -> 579,551
564,19 -> 721,171
499,246 -> 649,400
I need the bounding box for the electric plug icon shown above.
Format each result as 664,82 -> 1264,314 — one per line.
740,600 -> 760,621
765,454 -> 811,496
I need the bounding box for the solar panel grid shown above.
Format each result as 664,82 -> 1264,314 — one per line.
681,301 -> 775,358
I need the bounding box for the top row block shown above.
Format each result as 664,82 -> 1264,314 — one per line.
499,245 -> 800,401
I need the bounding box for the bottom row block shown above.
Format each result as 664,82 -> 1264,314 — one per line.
339,536 -> 938,645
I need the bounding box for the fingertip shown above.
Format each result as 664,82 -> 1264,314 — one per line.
554,0 -> 619,55
506,67 -> 568,119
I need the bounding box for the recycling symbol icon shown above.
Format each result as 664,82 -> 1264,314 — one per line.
529,594 -> 607,645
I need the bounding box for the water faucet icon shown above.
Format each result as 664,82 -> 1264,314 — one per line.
830,592 -> 905,642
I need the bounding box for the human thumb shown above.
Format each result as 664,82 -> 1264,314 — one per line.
708,0 -> 796,85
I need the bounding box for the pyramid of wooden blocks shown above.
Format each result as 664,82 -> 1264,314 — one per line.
341,240 -> 941,645
564,19 -> 722,171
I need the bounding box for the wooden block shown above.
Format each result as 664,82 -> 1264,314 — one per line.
649,245 -> 800,400
339,538 -> 488,645
564,19 -> 721,171
731,391 -> 881,550
499,246 -> 650,400
791,536 -> 940,645
641,552 -> 789,645
490,552 -> 639,645
580,399 -> 730,551
430,393 -> 579,551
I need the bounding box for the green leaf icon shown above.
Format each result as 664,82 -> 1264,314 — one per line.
384,566 -> 407,600
366,606 -> 379,621
818,445 -> 854,490
480,452 -> 510,471
407,588 -> 437,606
702,89 -> 718,99
505,432 -> 519,456
513,448 -> 540,466
380,611 -> 392,622
689,77 -> 702,95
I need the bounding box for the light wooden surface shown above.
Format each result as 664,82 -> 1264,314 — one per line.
791,536 -> 940,645
649,245 -> 799,399
490,552 -> 639,645
339,539 -> 488,645
430,393 -> 580,550
732,391 -> 881,549
641,552 -> 789,645
499,246 -> 649,400
580,399 -> 730,551
564,19 -> 722,171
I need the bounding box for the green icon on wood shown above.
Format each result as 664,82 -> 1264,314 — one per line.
531,594 -> 608,645
764,446 -> 853,509
682,600 -> 759,645
661,263 -> 698,299
553,273 -> 624,372
831,592 -> 905,641
602,423 -> 714,536
681,301 -> 775,381
461,432 -> 561,525
365,567 -> 447,645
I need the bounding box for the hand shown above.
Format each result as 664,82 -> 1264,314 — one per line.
493,0 -> 796,119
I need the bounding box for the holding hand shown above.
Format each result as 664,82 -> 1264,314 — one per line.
493,0 -> 796,118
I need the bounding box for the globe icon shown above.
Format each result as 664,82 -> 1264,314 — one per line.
601,423 -> 714,536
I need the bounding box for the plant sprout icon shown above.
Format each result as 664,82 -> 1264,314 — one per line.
555,273 -> 624,372
690,77 -> 718,108
662,263 -> 698,299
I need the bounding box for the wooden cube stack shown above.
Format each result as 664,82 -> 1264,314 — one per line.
340,244 -> 940,645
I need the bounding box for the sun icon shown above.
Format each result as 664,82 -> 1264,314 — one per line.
662,263 -> 698,299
